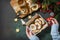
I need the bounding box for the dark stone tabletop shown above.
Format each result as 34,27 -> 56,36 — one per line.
0,0 -> 60,40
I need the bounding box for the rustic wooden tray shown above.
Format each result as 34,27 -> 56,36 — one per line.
25,13 -> 48,35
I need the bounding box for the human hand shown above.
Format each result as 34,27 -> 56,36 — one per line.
50,18 -> 59,26
26,26 -> 34,39
26,26 -> 40,40
50,18 -> 59,35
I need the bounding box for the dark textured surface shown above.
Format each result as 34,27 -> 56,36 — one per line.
0,0 -> 60,40
0,0 -> 27,40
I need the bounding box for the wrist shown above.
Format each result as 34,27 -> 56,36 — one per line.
29,35 -> 39,40
51,24 -> 59,33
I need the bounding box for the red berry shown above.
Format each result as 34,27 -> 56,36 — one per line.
56,2 -> 60,5
47,10 -> 52,13
46,18 -> 50,22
